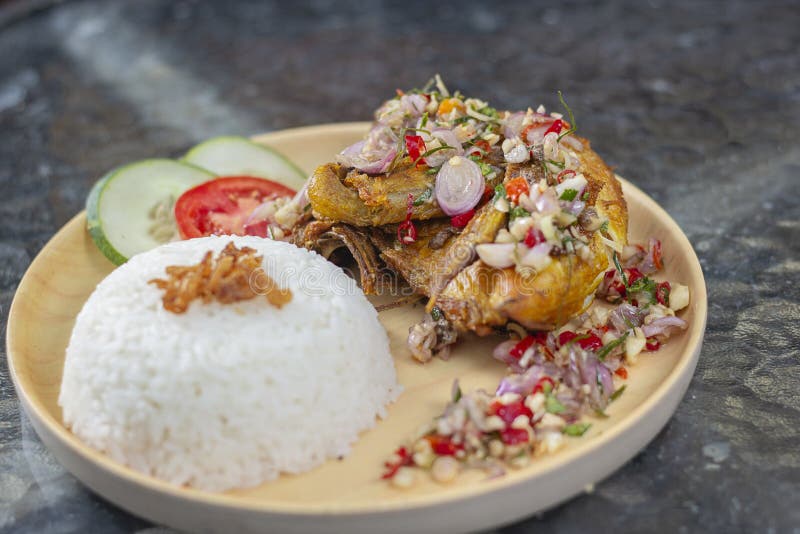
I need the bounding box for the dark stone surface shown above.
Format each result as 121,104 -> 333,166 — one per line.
1,0 -> 798,532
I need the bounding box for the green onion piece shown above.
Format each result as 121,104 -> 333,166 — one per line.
545,394 -> 566,414
560,189 -> 578,201
413,188 -> 432,206
430,306 -> 442,321
610,384 -> 627,402
414,144 -> 454,165
563,422 -> 592,436
627,277 -> 657,303
471,160 -> 493,176
510,206 -> 530,220
557,90 -> 577,141
596,332 -> 629,361
612,251 -> 628,286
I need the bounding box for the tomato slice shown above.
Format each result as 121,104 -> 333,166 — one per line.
174,176 -> 296,239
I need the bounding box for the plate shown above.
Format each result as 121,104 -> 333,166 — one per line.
6,122 -> 707,534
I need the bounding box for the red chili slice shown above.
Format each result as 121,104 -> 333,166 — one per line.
558,331 -> 603,351
450,209 -> 475,228
397,193 -> 417,244
652,239 -> 663,270
426,435 -> 462,456
544,119 -> 564,136
509,336 -> 536,359
524,228 -> 546,248
490,399 -> 533,425
556,169 -> 576,184
532,376 -> 555,395
405,134 -> 426,162
656,281 -> 671,306
500,427 -> 530,445
381,446 -> 412,479
625,268 -> 644,286
646,338 -> 661,351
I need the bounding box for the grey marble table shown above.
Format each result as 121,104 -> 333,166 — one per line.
1,0 -> 799,532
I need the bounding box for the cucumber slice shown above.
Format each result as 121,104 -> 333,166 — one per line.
183,136 -> 307,190
86,159 -> 215,265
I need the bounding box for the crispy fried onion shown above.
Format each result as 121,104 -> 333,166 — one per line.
149,242 -> 292,313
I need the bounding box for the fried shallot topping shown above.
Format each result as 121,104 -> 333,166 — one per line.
149,242 -> 292,313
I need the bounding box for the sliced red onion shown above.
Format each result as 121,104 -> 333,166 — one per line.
622,244 -> 646,266
245,200 -> 278,226
534,188 -> 560,215
402,94 -> 428,116
642,238 -> 662,274
432,128 -> 463,152
475,243 -> 516,269
564,199 -> 586,216
596,361 -> 615,401
375,95 -> 427,127
642,316 -> 688,338
502,112 -> 526,139
523,124 -> 550,146
496,365 -> 546,396
435,156 -> 485,216
562,136 -> 584,151
566,349 -> 614,408
335,138 -> 397,174
492,339 -> 523,371
358,149 -> 397,174
338,139 -> 365,160
608,303 -> 646,332
621,239 -> 661,274
293,181 -> 309,210
424,128 -> 463,167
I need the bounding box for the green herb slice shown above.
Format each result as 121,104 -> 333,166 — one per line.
545,393 -> 566,414
596,332 -> 629,361
563,422 -> 592,436
413,188 -> 433,206
560,189 -> 578,201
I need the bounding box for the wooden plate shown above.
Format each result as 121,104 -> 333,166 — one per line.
6,123 -> 707,534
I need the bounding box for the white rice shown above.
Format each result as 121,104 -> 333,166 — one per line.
59,235 -> 401,492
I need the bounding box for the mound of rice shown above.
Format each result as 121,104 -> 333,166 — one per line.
59,235 -> 401,492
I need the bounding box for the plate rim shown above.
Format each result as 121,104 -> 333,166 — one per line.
6,121 -> 708,518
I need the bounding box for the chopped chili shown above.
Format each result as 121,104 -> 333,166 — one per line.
524,228 -> 546,248
450,209 -> 475,228
405,134 -> 426,162
397,193 -> 417,244
656,281 -> 671,306
544,119 -> 564,136
504,176 -> 530,202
